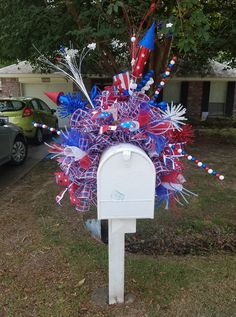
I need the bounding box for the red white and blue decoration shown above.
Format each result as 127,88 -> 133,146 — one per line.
37,8 -> 224,213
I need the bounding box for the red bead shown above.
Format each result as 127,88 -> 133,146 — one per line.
216,173 -> 220,177
205,167 -> 209,170
150,3 -> 155,11
166,67 -> 171,71
172,56 -> 177,61
195,160 -> 199,163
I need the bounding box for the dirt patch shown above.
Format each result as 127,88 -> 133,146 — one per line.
126,227 -> 236,255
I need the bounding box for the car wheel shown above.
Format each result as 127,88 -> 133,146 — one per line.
10,136 -> 28,165
34,128 -> 43,145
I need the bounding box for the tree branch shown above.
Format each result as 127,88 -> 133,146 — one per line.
64,0 -> 83,28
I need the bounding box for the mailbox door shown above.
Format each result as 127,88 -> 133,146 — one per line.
97,144 -> 156,219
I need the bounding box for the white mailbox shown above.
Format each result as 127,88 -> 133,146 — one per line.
97,143 -> 156,220
97,143 -> 156,305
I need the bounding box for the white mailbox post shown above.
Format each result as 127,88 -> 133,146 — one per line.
97,143 -> 156,304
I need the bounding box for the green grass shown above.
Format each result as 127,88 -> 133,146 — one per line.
0,142 -> 235,316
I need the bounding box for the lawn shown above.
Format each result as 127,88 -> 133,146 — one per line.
0,140 -> 235,317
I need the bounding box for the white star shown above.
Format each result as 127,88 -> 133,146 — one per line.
166,22 -> 173,28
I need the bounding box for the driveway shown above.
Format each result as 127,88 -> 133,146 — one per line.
0,143 -> 48,190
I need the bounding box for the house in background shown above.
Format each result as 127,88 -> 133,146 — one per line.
162,61 -> 236,120
0,60 -> 235,123
0,61 -> 74,127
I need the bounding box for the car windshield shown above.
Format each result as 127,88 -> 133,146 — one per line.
0,100 -> 24,112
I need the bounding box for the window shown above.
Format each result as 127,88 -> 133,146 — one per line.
29,99 -> 40,110
38,99 -> 51,113
0,100 -> 24,112
208,81 -> 227,117
163,80 -> 181,104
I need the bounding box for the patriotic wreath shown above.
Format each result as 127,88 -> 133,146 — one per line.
34,9 -> 224,213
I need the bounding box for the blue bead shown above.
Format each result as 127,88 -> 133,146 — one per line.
144,75 -> 149,80
168,64 -> 172,67
191,156 -> 196,161
157,101 -> 167,110
149,70 -> 155,74
163,74 -> 167,78
182,150 -> 186,154
212,171 -> 217,175
202,164 -> 206,168
149,100 -> 155,105
154,94 -> 159,98
172,145 -> 175,149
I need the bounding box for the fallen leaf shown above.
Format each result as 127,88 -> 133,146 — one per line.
76,278 -> 85,287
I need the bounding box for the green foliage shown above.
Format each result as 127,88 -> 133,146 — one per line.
0,0 -> 235,73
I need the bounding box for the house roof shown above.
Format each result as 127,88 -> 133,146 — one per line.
0,60 -> 235,80
0,61 -> 35,74
207,60 -> 236,78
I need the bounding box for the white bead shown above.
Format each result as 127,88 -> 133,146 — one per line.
197,162 -> 203,167
219,175 -> 224,180
129,82 -> 137,89
147,78 -> 154,85
141,53 -> 145,57
155,91 -> 159,95
187,155 -> 192,160
50,128 -> 54,131
160,81 -> 165,86
208,169 -> 213,174
42,124 -> 46,129
177,149 -> 182,153
131,36 -> 136,42
170,60 -> 175,65
165,71 -> 170,76
143,85 -> 150,91
34,123 -> 37,127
